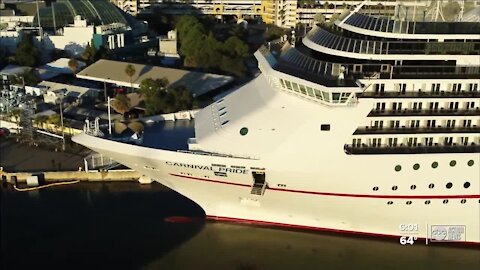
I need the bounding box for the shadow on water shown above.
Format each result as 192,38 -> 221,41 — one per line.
147,221 -> 480,270
0,182 -> 205,270
1,182 -> 479,270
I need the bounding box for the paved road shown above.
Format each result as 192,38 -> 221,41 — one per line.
0,139 -> 91,172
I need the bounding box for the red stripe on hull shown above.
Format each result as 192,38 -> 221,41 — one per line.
206,215 -> 480,246
170,173 -> 480,199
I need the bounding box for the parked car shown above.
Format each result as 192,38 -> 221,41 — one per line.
0,127 -> 10,138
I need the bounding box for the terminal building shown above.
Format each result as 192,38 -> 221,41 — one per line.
120,0 -> 434,28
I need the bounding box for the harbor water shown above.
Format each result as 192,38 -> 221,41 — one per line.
1,182 -> 479,270
1,120 -> 479,269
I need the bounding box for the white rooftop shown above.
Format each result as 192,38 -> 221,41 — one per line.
77,59 -> 234,97
40,58 -> 86,75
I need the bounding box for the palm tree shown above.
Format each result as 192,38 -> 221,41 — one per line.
111,94 -> 131,118
68,58 -> 79,76
125,64 -> 136,92
34,115 -> 48,129
47,114 -> 61,133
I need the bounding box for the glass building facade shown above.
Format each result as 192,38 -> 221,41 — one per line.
34,0 -> 129,29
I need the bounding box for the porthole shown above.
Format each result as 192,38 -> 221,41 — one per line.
373,186 -> 379,191
428,183 -> 434,189
443,199 -> 448,204
239,127 -> 248,136
446,182 -> 453,189
406,201 -> 412,205
425,200 -> 431,205
467,160 -> 474,166
449,160 -> 456,167
394,165 -> 401,172
431,162 -> 438,168
387,201 -> 393,205
461,199 -> 466,204
392,186 -> 398,191
410,185 -> 416,190
464,182 -> 470,189
413,163 -> 420,170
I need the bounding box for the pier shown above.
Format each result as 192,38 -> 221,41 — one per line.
0,169 -> 142,184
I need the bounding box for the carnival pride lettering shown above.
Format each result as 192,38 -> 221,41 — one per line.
166,161 -> 247,174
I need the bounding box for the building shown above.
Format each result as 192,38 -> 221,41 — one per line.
76,59 -> 234,97
0,23 -> 24,53
37,81 -> 99,105
110,0 -> 139,16
39,58 -> 87,75
158,30 -> 180,64
29,0 -> 147,55
139,0 -> 446,28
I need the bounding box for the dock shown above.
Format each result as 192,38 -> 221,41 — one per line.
0,169 -> 142,184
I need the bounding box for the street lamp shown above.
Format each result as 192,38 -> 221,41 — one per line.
107,96 -> 112,136
58,93 -> 66,151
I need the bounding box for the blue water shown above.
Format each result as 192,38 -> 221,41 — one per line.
1,182 -> 479,270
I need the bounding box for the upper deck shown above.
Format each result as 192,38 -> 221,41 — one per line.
336,10 -> 480,40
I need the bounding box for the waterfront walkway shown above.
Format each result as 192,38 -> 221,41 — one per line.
0,139 -> 90,172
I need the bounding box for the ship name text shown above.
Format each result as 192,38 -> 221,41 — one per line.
165,161 -> 248,174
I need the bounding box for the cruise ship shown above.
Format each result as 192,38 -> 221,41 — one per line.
73,4 -> 480,243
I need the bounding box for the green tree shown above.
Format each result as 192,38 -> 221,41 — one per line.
15,34 -> 40,67
68,58 -> 79,76
139,77 -> 169,115
224,36 -> 249,59
314,13 -> 326,24
125,64 -> 136,91
220,55 -> 246,77
81,42 -> 97,64
34,115 -> 48,129
111,94 -> 131,117
264,24 -> 287,42
47,114 -> 61,132
10,70 -> 39,86
139,77 -> 169,99
328,13 -> 341,25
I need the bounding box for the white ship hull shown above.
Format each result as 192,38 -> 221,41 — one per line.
73,131 -> 480,244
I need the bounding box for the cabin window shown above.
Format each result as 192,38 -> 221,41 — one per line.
292,82 -> 300,92
299,84 -> 307,95
322,91 -> 330,102
320,124 -> 330,131
306,87 -> 315,97
240,127 -> 248,136
285,80 -> 293,90
332,93 -> 341,103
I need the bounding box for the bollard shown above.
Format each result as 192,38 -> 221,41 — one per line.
11,175 -> 18,186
